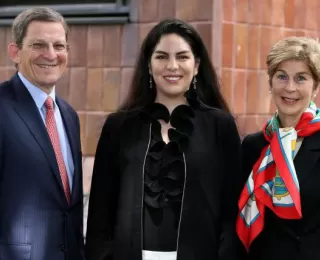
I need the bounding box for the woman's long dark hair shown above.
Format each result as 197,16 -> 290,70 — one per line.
119,19 -> 230,113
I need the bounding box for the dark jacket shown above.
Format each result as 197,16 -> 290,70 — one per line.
242,131 -> 320,260
0,74 -> 84,260
85,98 -> 244,260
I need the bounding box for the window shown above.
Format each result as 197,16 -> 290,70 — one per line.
0,0 -> 130,25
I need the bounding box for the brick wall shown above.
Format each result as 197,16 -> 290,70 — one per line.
1,0 -> 320,231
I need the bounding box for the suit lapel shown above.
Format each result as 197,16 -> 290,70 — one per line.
10,75 -> 67,197
56,97 -> 81,205
294,131 -> 320,185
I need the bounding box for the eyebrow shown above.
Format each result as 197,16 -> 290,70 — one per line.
276,69 -> 311,75
31,39 -> 66,43
153,50 -> 191,55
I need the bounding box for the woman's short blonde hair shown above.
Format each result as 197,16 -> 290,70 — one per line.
267,37 -> 320,84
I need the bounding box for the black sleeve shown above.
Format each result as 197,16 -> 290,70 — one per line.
218,115 -> 247,260
85,113 -> 121,260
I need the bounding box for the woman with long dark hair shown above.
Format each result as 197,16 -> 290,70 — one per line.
85,19 -> 243,260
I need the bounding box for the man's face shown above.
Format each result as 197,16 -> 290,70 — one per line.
11,21 -> 68,92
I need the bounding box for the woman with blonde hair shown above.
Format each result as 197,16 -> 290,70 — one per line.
237,37 -> 320,260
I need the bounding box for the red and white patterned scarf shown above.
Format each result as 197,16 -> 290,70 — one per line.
237,102 -> 320,251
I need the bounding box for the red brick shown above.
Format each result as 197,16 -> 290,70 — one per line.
285,0 -> 295,28
258,71 -> 272,114
0,68 -> 7,82
0,28 -> 7,66
260,0 -> 273,25
102,69 -> 121,112
192,23 -> 212,57
68,26 -> 87,67
176,0 -> 195,21
221,69 -> 233,107
121,24 -> 139,67
284,29 -> 296,38
294,30 -> 306,37
87,69 -> 103,111
317,3 -> 320,31
120,68 -> 134,105
78,112 -> 86,154
235,24 -> 248,68
139,0 -> 159,22
248,25 -> 260,69
222,23 -> 234,68
260,27 -> 284,69
85,113 -> 108,156
248,0 -> 262,24
139,23 -> 156,46
256,115 -> 272,130
56,68 -> 70,102
305,0 -> 318,30
5,27 -> 14,66
269,97 -> 277,114
236,115 -> 259,137
271,0 -> 285,26
294,0 -> 306,28
236,0 -> 249,22
304,31 -> 318,38
223,0 -> 235,21
195,0 -> 213,21
87,26 -> 104,68
69,67 -> 87,110
158,0 -> 176,20
246,71 -> 259,114
5,26 -> 12,45
233,70 -> 247,114
103,26 -> 122,67
6,67 -> 16,78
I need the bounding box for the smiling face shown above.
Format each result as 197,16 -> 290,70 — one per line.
149,33 -> 199,100
270,59 -> 318,126
8,21 -> 68,93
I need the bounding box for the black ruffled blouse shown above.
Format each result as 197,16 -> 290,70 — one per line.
142,93 -> 196,251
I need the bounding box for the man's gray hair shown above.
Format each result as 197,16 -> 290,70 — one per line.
12,7 -> 69,47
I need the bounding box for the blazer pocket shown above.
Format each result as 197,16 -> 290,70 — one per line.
0,243 -> 31,260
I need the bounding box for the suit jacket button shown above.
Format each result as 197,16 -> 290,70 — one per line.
60,244 -> 67,252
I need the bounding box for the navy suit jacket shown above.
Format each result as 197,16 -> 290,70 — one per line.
0,74 -> 84,260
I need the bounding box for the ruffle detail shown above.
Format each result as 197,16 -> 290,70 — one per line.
143,99 -> 195,225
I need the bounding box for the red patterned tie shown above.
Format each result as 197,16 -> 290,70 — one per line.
45,97 -> 71,204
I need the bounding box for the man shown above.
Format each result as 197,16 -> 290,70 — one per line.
0,7 -> 84,260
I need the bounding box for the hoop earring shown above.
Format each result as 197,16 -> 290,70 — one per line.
193,77 -> 197,90
149,75 -> 153,89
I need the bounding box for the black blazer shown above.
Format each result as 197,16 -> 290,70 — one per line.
242,131 -> 320,260
0,74 -> 84,260
85,102 -> 244,260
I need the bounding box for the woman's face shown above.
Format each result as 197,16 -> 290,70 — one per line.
270,59 -> 318,125
149,33 -> 199,100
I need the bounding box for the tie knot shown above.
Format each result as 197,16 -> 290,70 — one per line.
45,96 -> 54,110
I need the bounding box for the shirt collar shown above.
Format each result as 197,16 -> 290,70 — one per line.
18,72 -> 56,109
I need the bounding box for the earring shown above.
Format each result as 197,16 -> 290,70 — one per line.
149,75 -> 153,89
193,77 -> 197,90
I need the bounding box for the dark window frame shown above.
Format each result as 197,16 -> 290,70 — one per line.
0,0 -> 130,25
